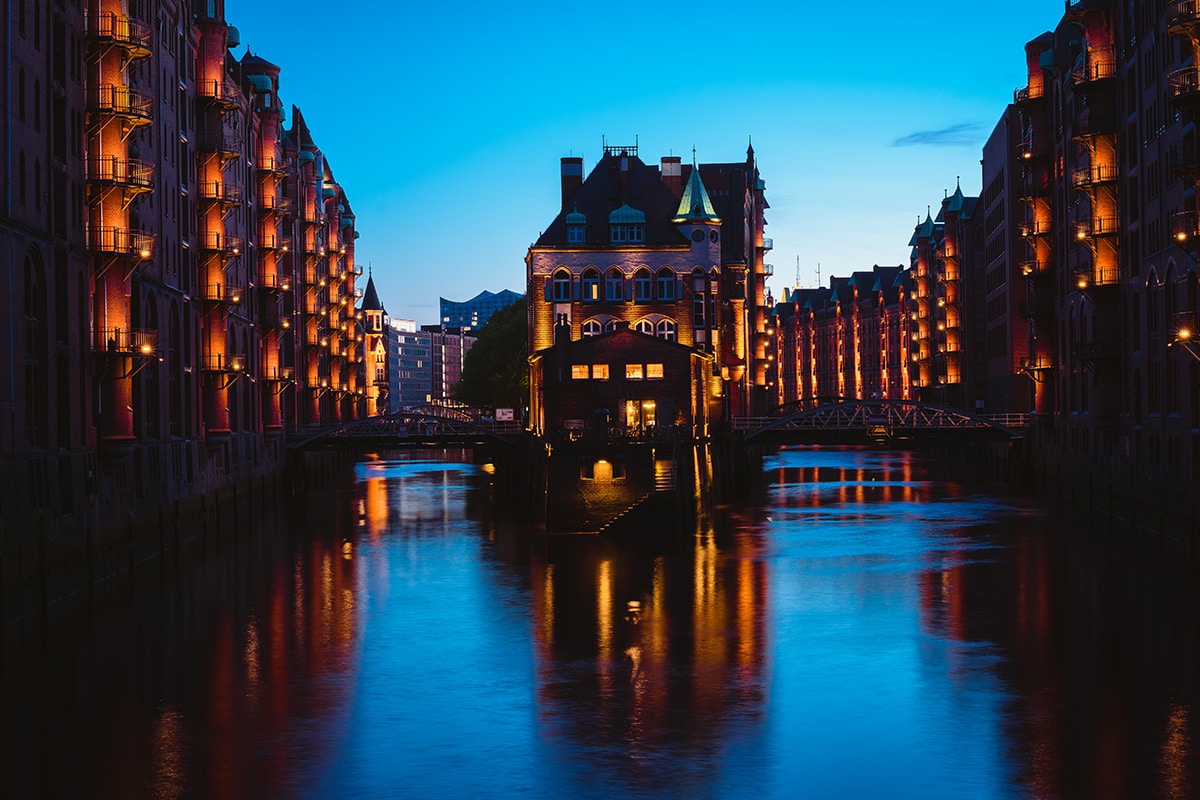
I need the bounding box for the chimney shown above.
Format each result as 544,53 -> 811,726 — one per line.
561,157 -> 583,206
661,156 -> 682,197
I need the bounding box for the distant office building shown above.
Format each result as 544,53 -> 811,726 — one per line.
440,290 -> 524,331
385,321 -> 475,410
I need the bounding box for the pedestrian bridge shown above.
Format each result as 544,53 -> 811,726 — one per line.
290,406 -> 523,450
734,399 -> 1028,443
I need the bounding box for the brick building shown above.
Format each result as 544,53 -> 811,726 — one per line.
0,0 -> 365,598
525,141 -> 769,435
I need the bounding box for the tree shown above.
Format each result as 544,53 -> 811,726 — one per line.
454,299 -> 528,412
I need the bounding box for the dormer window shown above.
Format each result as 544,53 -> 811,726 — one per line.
609,204 -> 646,244
610,223 -> 644,243
565,209 -> 587,244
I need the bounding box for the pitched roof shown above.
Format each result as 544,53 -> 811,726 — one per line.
359,273 -> 384,313
671,168 -> 720,223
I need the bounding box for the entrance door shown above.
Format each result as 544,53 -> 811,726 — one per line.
625,399 -> 656,432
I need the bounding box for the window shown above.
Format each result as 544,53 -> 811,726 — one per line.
646,363 -> 664,379
626,363 -> 644,380
634,269 -> 652,302
605,270 -> 624,301
656,319 -> 676,341
375,367 -> 386,382
567,225 -> 585,243
604,319 -> 620,332
552,270 -> 571,302
571,365 -> 589,379
592,364 -> 609,380
656,269 -> 676,300
635,319 -> 655,336
581,319 -> 602,337
581,269 -> 600,301
610,223 -> 644,243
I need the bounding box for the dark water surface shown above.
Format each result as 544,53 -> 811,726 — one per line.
3,447 -> 1198,799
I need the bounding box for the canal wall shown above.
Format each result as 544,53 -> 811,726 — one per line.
1,435 -> 358,635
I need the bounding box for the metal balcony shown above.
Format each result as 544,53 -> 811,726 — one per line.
259,194 -> 293,215
197,230 -> 243,257
202,353 -> 246,372
86,84 -> 153,128
1169,67 -> 1200,108
87,227 -> 155,260
257,155 -> 289,175
93,327 -> 158,355
200,283 -> 243,304
1014,84 -> 1045,104
197,180 -> 243,207
1173,210 -> 1200,244
1168,1 -> 1200,39
84,12 -> 151,59
1018,219 -> 1052,238
1020,260 -> 1048,277
86,156 -> 154,193
259,271 -> 291,292
1074,216 -> 1119,240
1071,162 -> 1119,188
196,131 -> 241,162
196,78 -> 242,110
1070,57 -> 1117,88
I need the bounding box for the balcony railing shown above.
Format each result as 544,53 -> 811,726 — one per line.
1014,84 -> 1045,104
1169,66 -> 1200,104
257,155 -> 289,175
198,230 -> 243,256
1071,57 -> 1117,86
259,194 -> 293,215
93,327 -> 158,355
200,283 -> 243,303
1020,260 -> 1048,277
1071,162 -> 1119,187
1018,219 -> 1052,238
196,78 -> 242,108
761,237 -> 773,251
86,156 -> 154,190
1074,216 -> 1119,239
202,353 -> 246,371
87,226 -> 155,259
1168,1 -> 1200,36
260,272 -> 291,292
87,84 -> 153,124
196,131 -> 241,159
84,11 -> 152,58
197,180 -> 243,205
264,366 -> 295,381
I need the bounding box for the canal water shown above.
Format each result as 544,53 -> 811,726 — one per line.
3,447 -> 1198,799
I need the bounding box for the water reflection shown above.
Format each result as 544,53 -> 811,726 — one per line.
2,446 -> 1198,799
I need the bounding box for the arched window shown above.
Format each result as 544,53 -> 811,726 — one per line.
581,319 -> 603,337
604,319 -> 620,332
552,269 -> 571,302
581,268 -> 600,301
605,269 -> 624,302
656,268 -> 676,301
656,319 -> 677,341
634,268 -> 652,302
635,319 -> 655,336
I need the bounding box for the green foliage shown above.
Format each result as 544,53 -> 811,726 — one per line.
454,299 -> 528,412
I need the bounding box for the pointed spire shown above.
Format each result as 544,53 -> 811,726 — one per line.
360,272 -> 384,313
671,167 -> 720,224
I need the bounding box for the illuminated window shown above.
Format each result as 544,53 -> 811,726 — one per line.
626,363 -> 644,380
571,365 -> 589,379
646,363 -> 663,379
592,364 -> 609,380
581,319 -> 602,337
581,268 -> 600,301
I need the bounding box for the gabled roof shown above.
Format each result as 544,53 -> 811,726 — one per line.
531,323 -> 711,360
534,153 -> 688,249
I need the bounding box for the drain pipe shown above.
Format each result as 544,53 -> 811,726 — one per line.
5,0 -> 15,447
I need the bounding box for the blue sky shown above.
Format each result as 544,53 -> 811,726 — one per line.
229,2 -> 1066,323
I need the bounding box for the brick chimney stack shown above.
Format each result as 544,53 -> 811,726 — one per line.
561,157 -> 583,207
661,156 -> 682,197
